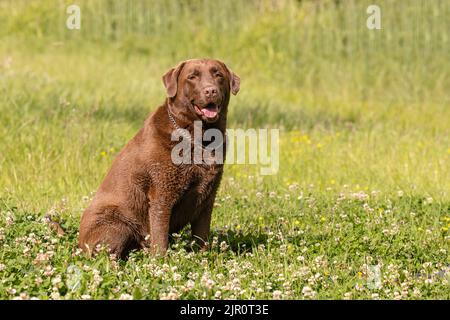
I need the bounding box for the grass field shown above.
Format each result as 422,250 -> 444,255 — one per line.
0,0 -> 449,299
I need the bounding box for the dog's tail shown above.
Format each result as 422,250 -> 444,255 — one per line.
44,214 -> 65,236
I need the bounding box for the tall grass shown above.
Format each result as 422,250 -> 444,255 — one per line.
0,0 -> 449,210
1,0 -> 449,106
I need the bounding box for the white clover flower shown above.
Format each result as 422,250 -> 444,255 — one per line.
50,292 -> 61,300
302,286 -> 316,298
173,273 -> 182,281
6,212 -> 15,225
205,279 -> 215,290
219,241 -> 229,251
7,288 -> 17,295
272,290 -> 282,299
350,192 -> 369,201
119,294 -> 133,300
216,273 -> 224,280
355,283 -> 364,291
186,280 -> 195,290
13,293 -> 30,300
34,252 -> 50,264
160,289 -> 179,300
52,276 -> 62,286
43,265 -> 54,277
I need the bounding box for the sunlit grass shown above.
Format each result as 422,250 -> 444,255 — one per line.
0,0 -> 449,299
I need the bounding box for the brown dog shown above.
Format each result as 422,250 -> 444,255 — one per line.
78,59 -> 240,258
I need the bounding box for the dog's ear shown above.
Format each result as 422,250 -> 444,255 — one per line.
162,61 -> 186,98
229,70 -> 240,95
220,62 -> 240,95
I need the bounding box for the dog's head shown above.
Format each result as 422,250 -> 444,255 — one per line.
162,59 -> 240,123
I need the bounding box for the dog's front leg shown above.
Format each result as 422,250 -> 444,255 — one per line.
191,198 -> 214,251
148,202 -> 171,255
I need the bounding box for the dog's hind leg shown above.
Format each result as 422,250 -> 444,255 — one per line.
79,207 -> 142,259
79,222 -> 141,259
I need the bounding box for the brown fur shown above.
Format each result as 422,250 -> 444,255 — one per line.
78,59 -> 240,258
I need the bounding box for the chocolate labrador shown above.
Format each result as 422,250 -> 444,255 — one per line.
78,59 -> 240,258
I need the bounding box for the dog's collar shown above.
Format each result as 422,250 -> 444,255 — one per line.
167,102 -> 194,143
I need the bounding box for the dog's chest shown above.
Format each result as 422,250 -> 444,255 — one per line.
183,164 -> 222,203
166,164 -> 222,231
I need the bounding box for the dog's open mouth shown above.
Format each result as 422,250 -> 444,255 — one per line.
194,102 -> 220,120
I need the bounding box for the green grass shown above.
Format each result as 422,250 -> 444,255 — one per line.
0,0 -> 449,299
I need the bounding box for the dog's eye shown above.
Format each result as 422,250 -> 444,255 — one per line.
215,73 -> 223,78
188,74 -> 197,80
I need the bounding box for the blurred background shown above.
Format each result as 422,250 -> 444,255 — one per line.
0,0 -> 449,212
2,0 -> 449,124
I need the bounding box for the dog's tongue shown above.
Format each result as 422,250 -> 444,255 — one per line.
201,106 -> 218,118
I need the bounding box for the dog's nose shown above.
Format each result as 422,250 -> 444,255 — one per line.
204,86 -> 218,99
